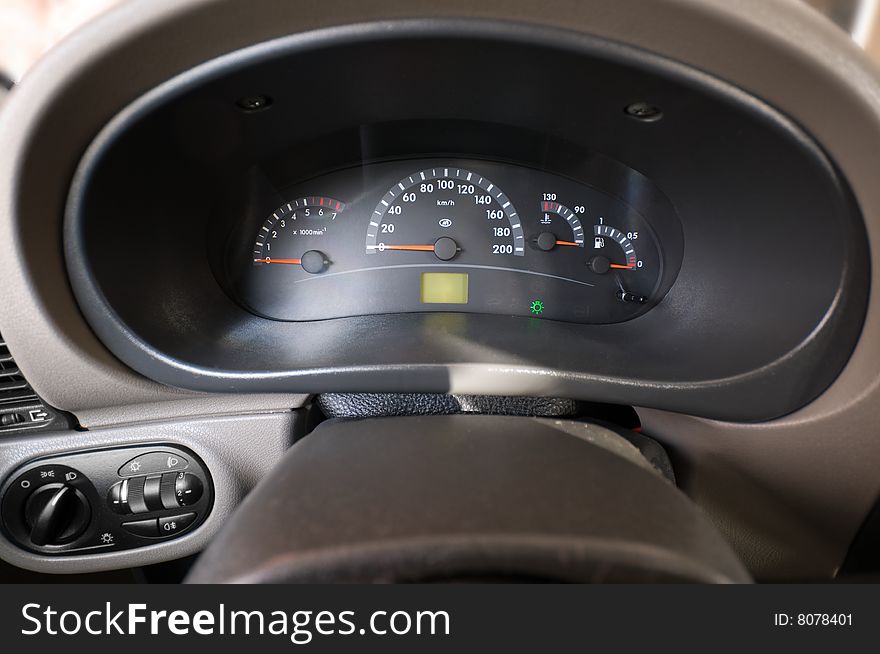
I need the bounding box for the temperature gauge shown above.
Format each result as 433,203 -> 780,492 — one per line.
534,201 -> 585,250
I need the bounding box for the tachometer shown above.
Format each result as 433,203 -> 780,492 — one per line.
252,196 -> 344,274
365,167 -> 524,259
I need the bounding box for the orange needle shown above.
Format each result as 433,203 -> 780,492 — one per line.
380,244 -> 437,251
255,258 -> 302,264
555,240 -> 581,247
609,263 -> 635,269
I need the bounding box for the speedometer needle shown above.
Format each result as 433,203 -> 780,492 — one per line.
376,245 -> 436,251
370,237 -> 460,261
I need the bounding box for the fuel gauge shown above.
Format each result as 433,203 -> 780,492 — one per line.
591,224 -> 638,270
588,220 -> 652,305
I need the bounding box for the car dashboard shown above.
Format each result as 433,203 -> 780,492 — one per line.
64,21 -> 866,422
1,0 -> 879,583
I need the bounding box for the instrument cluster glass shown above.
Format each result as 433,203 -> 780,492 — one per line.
232,158 -> 673,323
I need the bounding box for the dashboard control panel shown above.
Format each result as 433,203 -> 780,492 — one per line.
0,445 -> 212,555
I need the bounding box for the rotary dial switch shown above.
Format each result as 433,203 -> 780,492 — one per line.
24,483 -> 91,546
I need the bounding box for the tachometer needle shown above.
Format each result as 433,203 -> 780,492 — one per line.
609,263 -> 635,269
254,258 -> 302,264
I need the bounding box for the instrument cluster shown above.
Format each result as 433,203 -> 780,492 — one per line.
232,158 -> 680,324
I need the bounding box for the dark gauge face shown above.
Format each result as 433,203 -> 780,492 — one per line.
229,158 -> 680,323
532,200 -> 661,311
253,196 -> 344,273
365,167 -> 524,260
535,201 -> 585,249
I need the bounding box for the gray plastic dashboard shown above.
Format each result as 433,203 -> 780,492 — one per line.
1,0 -> 880,578
63,20 -> 866,423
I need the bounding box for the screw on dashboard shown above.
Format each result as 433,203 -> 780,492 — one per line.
624,102 -> 663,122
235,95 -> 273,112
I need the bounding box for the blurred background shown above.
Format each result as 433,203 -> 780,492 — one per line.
0,0 -> 879,96
0,0 -> 117,86
807,0 -> 880,57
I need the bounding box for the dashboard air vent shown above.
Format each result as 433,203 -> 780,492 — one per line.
0,332 -> 58,430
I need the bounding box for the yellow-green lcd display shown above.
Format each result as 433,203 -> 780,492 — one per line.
420,272 -> 469,304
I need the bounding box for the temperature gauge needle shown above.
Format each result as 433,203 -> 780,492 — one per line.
254,258 -> 301,264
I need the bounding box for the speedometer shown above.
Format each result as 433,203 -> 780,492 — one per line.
365,167 -> 524,260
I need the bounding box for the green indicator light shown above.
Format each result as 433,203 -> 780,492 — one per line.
529,300 -> 545,315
